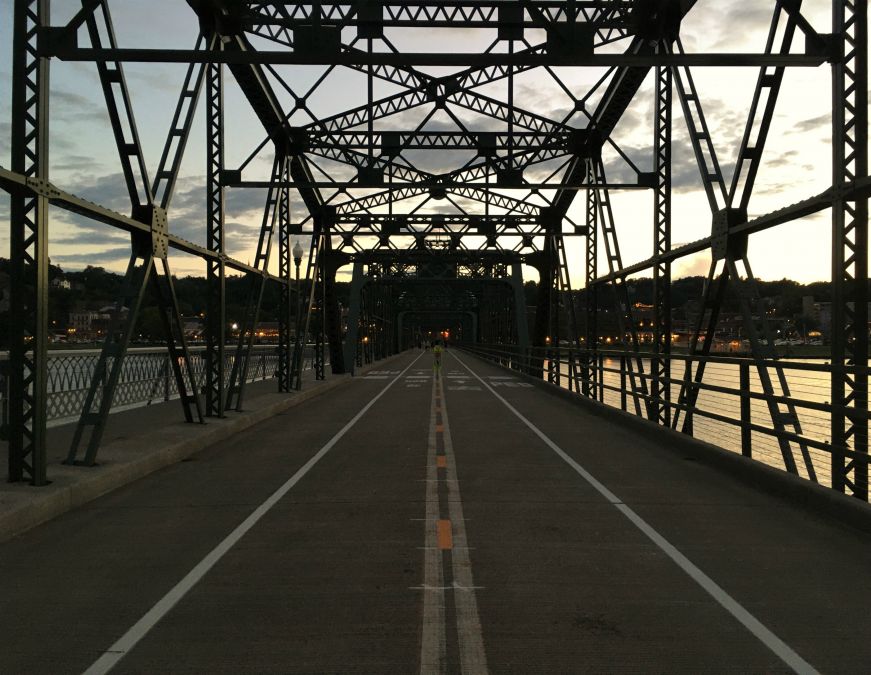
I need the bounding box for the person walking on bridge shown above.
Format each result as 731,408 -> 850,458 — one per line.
433,341 -> 443,371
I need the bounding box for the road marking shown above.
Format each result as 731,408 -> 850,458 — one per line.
435,424 -> 444,433
82,353 -> 425,675
411,582 -> 485,591
436,455 -> 447,469
420,373 -> 447,674
450,351 -> 819,675
438,370 -> 488,674
437,520 -> 453,550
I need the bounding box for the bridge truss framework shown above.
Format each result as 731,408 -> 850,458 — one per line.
1,0 -> 868,499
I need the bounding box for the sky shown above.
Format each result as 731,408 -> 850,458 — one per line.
0,0 -> 863,287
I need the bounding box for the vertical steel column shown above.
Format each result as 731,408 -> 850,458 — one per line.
314,251 -> 327,380
583,175 -> 598,399
652,58 -> 673,427
343,261 -> 366,373
277,162 -> 292,392
9,0 -> 49,485
510,263 -> 530,368
205,58 -> 226,416
322,248 -> 346,374
832,0 -> 869,498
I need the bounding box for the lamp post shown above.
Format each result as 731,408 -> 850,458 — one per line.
292,241 -> 304,388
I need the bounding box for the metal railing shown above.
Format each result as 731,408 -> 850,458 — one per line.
0,345 -> 319,428
460,343 -> 871,495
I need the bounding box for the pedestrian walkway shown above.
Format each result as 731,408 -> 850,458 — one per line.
2,349 -> 871,674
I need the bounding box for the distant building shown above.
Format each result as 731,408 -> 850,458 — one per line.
182,316 -> 204,340
69,310 -> 112,341
51,277 -> 71,290
69,306 -> 127,341
800,296 -> 871,342
0,271 -> 9,312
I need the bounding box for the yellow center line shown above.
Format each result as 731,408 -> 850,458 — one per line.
437,520 -> 453,550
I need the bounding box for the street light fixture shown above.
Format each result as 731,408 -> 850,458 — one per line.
292,241 -> 304,268
292,241 -> 304,321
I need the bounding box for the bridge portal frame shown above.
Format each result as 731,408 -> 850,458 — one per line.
0,0 -> 867,501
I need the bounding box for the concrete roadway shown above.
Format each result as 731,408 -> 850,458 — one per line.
2,349 -> 871,674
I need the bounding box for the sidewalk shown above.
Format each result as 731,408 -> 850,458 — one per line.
0,355 -> 406,542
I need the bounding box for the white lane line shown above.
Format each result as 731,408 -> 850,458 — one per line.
439,372 -> 489,675
450,351 -> 819,675
82,353 -> 425,675
420,374 -> 446,675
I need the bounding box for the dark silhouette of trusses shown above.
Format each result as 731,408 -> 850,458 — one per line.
1,1 -> 867,499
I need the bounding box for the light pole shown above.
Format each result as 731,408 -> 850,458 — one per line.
292,241 -> 304,388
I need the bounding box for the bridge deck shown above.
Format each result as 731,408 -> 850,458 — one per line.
2,349 -> 870,674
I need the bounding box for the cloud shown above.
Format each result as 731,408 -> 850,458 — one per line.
51,226 -> 129,247
49,246 -> 133,268
63,171 -> 132,213
51,155 -> 105,173
0,120 -> 10,160
674,252 -> 713,279
51,88 -> 107,122
789,113 -> 830,135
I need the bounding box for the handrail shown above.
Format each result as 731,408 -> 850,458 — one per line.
459,342 -> 870,497
0,345 -> 322,428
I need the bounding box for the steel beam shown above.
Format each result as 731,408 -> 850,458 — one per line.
8,0 -> 50,485
205,58 -> 226,416
225,155 -> 285,411
831,0 -> 869,498
45,47 -> 831,68
652,56 -> 672,427
0,166 -> 287,280
227,179 -> 649,191
583,176 -> 598,399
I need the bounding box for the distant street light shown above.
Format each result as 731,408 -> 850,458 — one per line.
292,241 -> 304,326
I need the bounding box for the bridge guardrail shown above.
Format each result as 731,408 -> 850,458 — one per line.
0,345 -> 320,429
459,342 -> 871,496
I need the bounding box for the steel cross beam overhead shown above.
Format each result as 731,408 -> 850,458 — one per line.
246,0 -> 635,32
43,48 -> 831,68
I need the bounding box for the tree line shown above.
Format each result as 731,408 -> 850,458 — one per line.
0,258 -> 857,346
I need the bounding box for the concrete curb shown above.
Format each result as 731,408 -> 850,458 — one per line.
461,350 -> 871,535
0,353 -> 408,542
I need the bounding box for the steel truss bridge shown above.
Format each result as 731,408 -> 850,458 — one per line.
1,0 -> 868,501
